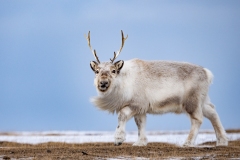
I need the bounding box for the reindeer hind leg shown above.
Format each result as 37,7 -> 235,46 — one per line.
183,90 -> 203,147
203,97 -> 228,146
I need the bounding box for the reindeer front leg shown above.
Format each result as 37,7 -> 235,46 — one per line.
133,114 -> 148,146
114,106 -> 135,146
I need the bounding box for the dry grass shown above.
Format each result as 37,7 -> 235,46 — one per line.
226,129 -> 240,133
0,140 -> 240,159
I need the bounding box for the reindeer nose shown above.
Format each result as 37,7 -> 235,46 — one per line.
100,81 -> 109,88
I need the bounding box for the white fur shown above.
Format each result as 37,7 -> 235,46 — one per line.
90,59 -> 228,146
204,68 -> 214,84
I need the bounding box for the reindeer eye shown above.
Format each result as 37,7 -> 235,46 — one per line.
112,70 -> 116,73
95,70 -> 99,74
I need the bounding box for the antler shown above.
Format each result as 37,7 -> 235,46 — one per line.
110,30 -> 128,63
84,31 -> 100,63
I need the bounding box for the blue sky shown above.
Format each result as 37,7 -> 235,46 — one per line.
0,1 -> 240,132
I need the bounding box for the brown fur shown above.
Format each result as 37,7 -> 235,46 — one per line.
159,96 -> 181,108
177,64 -> 196,80
134,117 -> 142,136
183,88 -> 199,115
134,117 -> 142,128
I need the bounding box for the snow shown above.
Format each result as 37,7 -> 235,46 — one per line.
0,130 -> 239,145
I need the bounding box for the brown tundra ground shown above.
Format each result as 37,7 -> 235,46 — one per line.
0,129 -> 240,160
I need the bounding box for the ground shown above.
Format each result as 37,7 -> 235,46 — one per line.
0,140 -> 240,159
1,129 -> 240,159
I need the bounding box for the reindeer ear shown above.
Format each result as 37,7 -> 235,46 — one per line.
90,61 -> 98,72
114,60 -> 124,71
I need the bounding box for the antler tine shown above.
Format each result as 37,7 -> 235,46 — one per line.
84,31 -> 100,63
93,49 -> 100,64
110,30 -> 128,63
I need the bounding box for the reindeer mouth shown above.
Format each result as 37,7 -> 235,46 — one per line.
99,86 -> 108,92
98,80 -> 110,92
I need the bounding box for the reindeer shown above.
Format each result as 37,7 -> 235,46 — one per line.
85,30 -> 228,147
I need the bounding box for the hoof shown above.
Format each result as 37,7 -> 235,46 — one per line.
114,142 -> 122,146
216,137 -> 228,146
216,140 -> 228,146
114,130 -> 126,146
183,141 -> 194,147
132,142 -> 147,146
133,138 -> 148,146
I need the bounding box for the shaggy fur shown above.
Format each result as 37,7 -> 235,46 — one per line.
91,59 -> 208,114
90,58 -> 228,147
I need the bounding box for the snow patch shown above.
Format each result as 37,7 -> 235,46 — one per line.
0,130 -> 239,145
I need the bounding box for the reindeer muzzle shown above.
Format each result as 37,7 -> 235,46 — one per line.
98,80 -> 110,91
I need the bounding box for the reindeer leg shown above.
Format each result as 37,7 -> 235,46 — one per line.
114,106 -> 135,146
203,100 -> 228,146
133,114 -> 148,146
184,106 -> 203,147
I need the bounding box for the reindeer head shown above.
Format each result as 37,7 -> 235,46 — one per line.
85,30 -> 128,92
